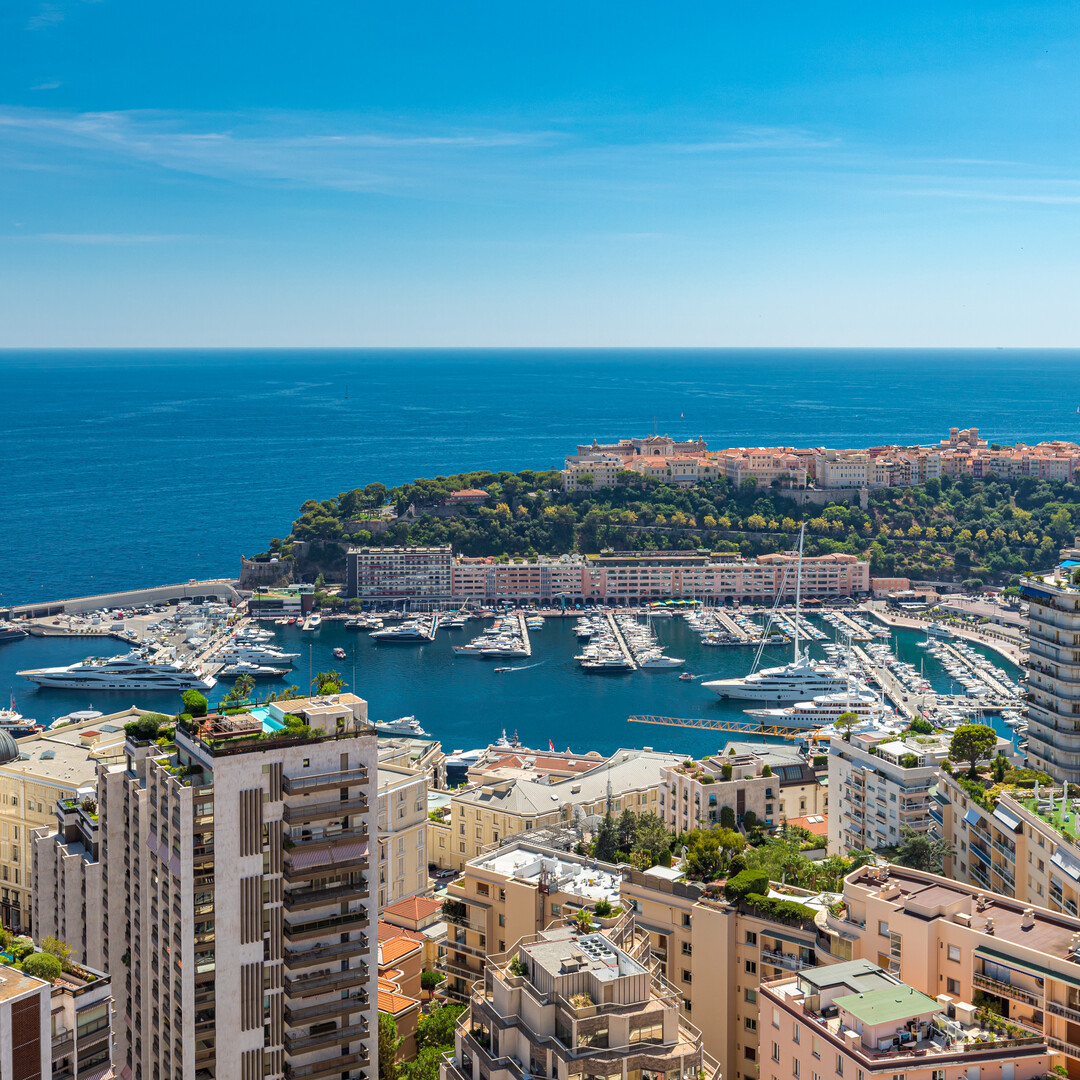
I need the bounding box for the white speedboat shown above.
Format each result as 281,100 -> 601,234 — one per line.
18,652 -> 216,692
303,613 -> 322,631
638,652 -> 684,669
926,623 -> 955,639
373,715 -> 429,737
214,645 -> 299,664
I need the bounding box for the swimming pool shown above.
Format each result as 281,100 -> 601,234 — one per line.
247,706 -> 284,733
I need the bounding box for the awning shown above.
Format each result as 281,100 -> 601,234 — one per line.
976,946 -> 1080,991
287,838 -> 369,869
992,805 -> 1022,833
1051,848 -> 1080,883
963,808 -> 982,826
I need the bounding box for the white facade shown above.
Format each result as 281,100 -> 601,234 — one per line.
377,764 -> 429,909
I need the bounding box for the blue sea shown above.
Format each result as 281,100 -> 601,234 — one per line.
0,348 -> 1069,746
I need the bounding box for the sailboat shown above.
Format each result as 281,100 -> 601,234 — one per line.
702,525 -> 849,702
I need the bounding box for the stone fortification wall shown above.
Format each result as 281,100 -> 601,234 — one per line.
238,557 -> 295,589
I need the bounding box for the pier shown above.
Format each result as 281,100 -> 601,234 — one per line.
603,610 -> 639,670
937,642 -> 1014,698
513,611 -> 533,657
2,578 -> 242,621
830,610 -> 874,642
851,645 -> 920,721
713,609 -> 752,642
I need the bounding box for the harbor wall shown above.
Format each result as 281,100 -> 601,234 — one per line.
1,578 -> 242,620
238,557 -> 295,589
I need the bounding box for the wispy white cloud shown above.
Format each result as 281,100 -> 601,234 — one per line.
663,127 -> 839,153
905,187 -> 1080,205
30,81 -> 61,91
22,232 -> 191,243
26,3 -> 64,29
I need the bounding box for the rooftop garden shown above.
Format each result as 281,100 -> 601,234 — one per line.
0,931 -> 100,986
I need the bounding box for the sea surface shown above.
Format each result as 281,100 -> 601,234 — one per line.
0,616 -> 1024,757
5,348 -> 1080,606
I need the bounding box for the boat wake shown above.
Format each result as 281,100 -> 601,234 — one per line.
504,661 -> 546,672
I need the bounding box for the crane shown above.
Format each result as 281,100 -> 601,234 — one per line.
627,714 -> 833,741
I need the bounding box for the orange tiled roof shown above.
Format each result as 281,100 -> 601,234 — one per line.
788,814 -> 828,837
381,935 -> 423,965
383,895 -> 443,921
378,987 -> 419,1016
378,920 -> 425,943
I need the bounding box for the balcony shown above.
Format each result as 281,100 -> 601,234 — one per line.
284,909 -> 369,941
973,972 -> 1042,1008
285,879 -> 369,911
445,954 -> 484,982
52,1031 -> 75,1057
284,991 -> 368,1026
285,965 -> 369,998
970,842 -> 992,867
760,948 -> 814,971
282,767 -> 368,795
285,1020 -> 369,1055
283,795 -> 369,825
284,936 -> 369,969
284,1049 -> 368,1080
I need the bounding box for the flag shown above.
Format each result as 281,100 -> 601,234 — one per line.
549,739 -> 554,752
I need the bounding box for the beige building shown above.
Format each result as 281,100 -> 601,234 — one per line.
442,840 -> 624,1001
377,763 -> 429,908
815,863 -> 1080,1077
441,749 -> 680,872
33,693 -> 377,1080
760,959 -> 1048,1080
441,921 -> 720,1080
661,744 -> 825,834
0,712 -> 132,931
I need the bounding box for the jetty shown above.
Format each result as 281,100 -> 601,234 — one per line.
713,609 -> 752,642
937,642 -> 1014,698
830,610 -> 874,642
851,645 -> 918,721
603,610 -> 639,670
513,611 -> 533,657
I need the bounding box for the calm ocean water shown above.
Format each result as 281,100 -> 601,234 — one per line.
5,348 -> 1080,607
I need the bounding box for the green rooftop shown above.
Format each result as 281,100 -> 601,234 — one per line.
833,986 -> 940,1027
1016,792 -> 1080,841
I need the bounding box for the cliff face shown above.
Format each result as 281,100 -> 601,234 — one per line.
238,557 -> 294,589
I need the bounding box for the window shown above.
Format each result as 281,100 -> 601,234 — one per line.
793,1060 -> 800,1078
745,1047 -> 757,1062
771,1044 -> 780,1064
947,945 -> 961,962
476,882 -> 489,897
746,931 -> 758,945
745,989 -> 758,1004
836,1056 -> 843,1076
551,904 -> 562,916
629,1019 -> 664,1044
793,1024 -> 800,1044
746,960 -> 757,975
812,1037 -> 821,1059
682,941 -> 692,955
932,1072 -> 945,1080
878,921 -> 889,937
772,1008 -> 780,1029
498,914 -> 505,927
745,1017 -> 757,1032
682,970 -> 692,984
683,913 -> 691,928
947,978 -> 960,995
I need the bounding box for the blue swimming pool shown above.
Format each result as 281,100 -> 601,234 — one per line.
247,706 -> 284,733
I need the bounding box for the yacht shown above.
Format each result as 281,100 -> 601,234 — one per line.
370,622 -> 429,642
373,715 -> 430,737
18,652 -> 216,691
0,699 -> 42,737
744,688 -> 888,729
638,652 -> 684,669
926,623 -> 955,640
214,645 -> 299,664
0,622 -> 28,643
703,524 -> 847,702
303,613 -> 322,631
219,661 -> 289,678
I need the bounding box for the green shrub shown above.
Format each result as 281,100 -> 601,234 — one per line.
11,936 -> 35,961
593,899 -> 613,917
723,869 -> 769,903
899,753 -> 919,769
721,762 -> 733,781
124,712 -> 171,742
421,970 -> 445,991
181,689 -> 208,717
743,893 -> 817,923
720,805 -> 736,830
21,953 -> 63,982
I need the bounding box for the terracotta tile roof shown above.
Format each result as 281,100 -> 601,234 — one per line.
378,919 -> 425,943
380,935 -> 423,965
788,814 -> 828,837
378,987 -> 419,1016
383,895 -> 443,921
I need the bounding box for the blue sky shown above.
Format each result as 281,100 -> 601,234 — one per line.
2,1 -> 1079,346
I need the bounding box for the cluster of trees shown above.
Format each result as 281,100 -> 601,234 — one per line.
265,465 -> 1080,584
592,809 -> 674,867
379,1004 -> 467,1080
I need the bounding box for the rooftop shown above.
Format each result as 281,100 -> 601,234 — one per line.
523,929 -> 647,982
1,712 -> 130,785
472,844 -> 622,904
0,964 -> 47,1004
834,985 -> 940,1026
383,895 -> 443,922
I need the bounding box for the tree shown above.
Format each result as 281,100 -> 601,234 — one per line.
40,935 -> 74,971
416,1003 -> 467,1051
894,827 -> 955,873
907,716 -> 933,735
311,670 -> 344,695
21,953 -> 63,983
992,753 -> 1009,782
378,1013 -> 402,1080
633,812 -> 673,865
402,1048 -> 445,1080
181,689 -> 208,718
420,970 -> 444,992
617,809 -> 638,853
594,812 -> 618,862
949,724 -> 998,777
834,712 -> 859,740
223,676 -> 255,705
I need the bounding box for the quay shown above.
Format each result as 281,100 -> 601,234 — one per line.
2,578 -> 242,621
936,641 -> 1015,698
713,609 -> 752,642
603,610 -> 639,670
851,645 -> 919,721
830,609 -> 874,641
513,611 -> 533,657
26,625 -> 139,644
862,603 -> 1025,666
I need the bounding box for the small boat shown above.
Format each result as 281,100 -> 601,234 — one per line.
333,647 -> 346,660
679,672 -> 696,682
373,715 -> 429,737
494,666 -> 511,673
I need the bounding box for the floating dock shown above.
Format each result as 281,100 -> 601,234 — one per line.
604,610 -> 638,670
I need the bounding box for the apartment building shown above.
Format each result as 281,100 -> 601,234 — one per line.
443,749 -> 679,872
382,895 -> 446,973
0,947 -> 114,1080
660,745 -> 826,834
827,728 -> 986,855
441,922 -> 720,1080
0,713 -> 130,931
378,925 -> 423,1060
714,447 -> 808,489
759,959 -> 1048,1080
345,545 -> 453,601
441,841 -> 624,1000
32,693 -> 377,1080
562,454 -> 624,491
814,863 -> 1080,1076
620,865 -> 829,1080
1022,578 -> 1080,780
377,763 -> 429,908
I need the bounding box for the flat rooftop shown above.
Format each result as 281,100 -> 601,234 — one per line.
473,845 -> 622,904
2,715 -> 129,786
0,964 -> 46,1004
524,930 -> 646,982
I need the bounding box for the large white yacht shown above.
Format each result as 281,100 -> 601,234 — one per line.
373,715 -> 430,737
18,652 -> 216,691
370,622 -> 429,642
702,525 -> 847,703
213,645 -> 300,664
744,688 -> 889,729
